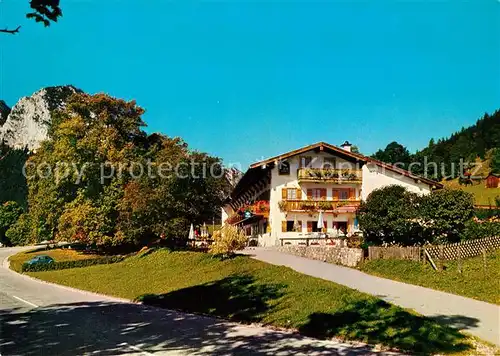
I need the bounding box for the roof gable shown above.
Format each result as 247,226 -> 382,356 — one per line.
249,141 -> 443,188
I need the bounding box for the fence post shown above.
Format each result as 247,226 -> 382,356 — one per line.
457,245 -> 462,274
438,245 -> 444,271
482,249 -> 487,275
424,248 -> 438,271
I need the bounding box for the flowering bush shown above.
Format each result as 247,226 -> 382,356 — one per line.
210,225 -> 247,258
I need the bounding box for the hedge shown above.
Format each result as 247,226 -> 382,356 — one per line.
460,220 -> 500,241
21,256 -> 124,272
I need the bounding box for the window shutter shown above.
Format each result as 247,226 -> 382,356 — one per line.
282,188 -> 287,199
307,189 -> 313,199
297,220 -> 302,232
307,221 -> 313,232
332,189 -> 339,200
349,188 -> 355,199
323,221 -> 327,229
320,188 -> 327,199
282,221 -> 287,232
296,189 -> 302,200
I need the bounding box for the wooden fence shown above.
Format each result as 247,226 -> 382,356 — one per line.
425,236 -> 500,261
368,246 -> 422,261
367,236 -> 500,262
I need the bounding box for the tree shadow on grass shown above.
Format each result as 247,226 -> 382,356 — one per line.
299,299 -> 475,355
136,274 -> 285,323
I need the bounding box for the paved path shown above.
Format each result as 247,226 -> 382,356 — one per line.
0,247 -> 398,356
243,248 -> 500,346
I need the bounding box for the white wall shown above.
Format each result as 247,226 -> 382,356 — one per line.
269,150 -> 360,243
361,163 -> 432,200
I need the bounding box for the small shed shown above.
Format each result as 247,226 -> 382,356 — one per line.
485,173 -> 500,188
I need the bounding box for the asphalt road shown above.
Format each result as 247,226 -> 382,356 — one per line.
0,247 -> 398,356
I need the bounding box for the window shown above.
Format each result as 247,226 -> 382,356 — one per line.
283,220 -> 302,232
312,189 -> 321,200
287,188 -> 297,200
323,157 -> 336,169
339,190 -> 349,200
278,160 -> 290,175
300,156 -> 312,168
307,221 -> 325,232
307,188 -> 326,200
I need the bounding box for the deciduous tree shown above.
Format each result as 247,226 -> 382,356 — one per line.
2,0 -> 62,34
0,201 -> 23,245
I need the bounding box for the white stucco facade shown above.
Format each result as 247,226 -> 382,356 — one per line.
222,142 -> 440,247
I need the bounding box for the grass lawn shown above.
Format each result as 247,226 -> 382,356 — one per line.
361,250 -> 500,305
17,249 -> 490,355
443,179 -> 500,205
9,248 -> 99,273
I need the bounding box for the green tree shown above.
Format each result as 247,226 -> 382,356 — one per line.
116,136 -> 230,245
23,92 -> 230,249
0,148 -> 28,207
358,186 -> 475,245
5,213 -> 32,246
25,93 -> 146,245
0,201 -> 23,245
2,0 -> 62,34
357,185 -> 421,246
371,142 -> 412,169
491,148 -> 500,174
418,189 -> 474,243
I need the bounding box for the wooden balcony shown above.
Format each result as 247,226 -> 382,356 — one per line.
226,200 -> 270,225
298,168 -> 362,184
279,199 -> 360,213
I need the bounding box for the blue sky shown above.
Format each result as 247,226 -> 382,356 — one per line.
1,1 -> 499,168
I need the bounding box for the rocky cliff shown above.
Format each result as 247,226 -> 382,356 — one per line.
0,86 -> 82,151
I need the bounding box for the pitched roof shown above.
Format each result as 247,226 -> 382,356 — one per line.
249,141 -> 443,188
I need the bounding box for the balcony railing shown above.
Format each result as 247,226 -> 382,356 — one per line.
298,168 -> 362,184
278,199 -> 360,213
226,200 -> 270,224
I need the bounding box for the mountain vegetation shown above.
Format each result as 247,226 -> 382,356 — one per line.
0,144 -> 28,208
3,92 -> 230,248
372,110 -> 500,180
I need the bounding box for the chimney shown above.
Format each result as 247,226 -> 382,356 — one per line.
340,140 -> 352,152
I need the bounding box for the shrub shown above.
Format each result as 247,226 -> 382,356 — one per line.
21,255 -> 124,272
357,185 -> 421,246
5,213 -> 31,246
358,186 -> 475,246
0,201 -> 24,246
210,225 -> 247,258
460,221 -> 500,241
419,189 -> 474,243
